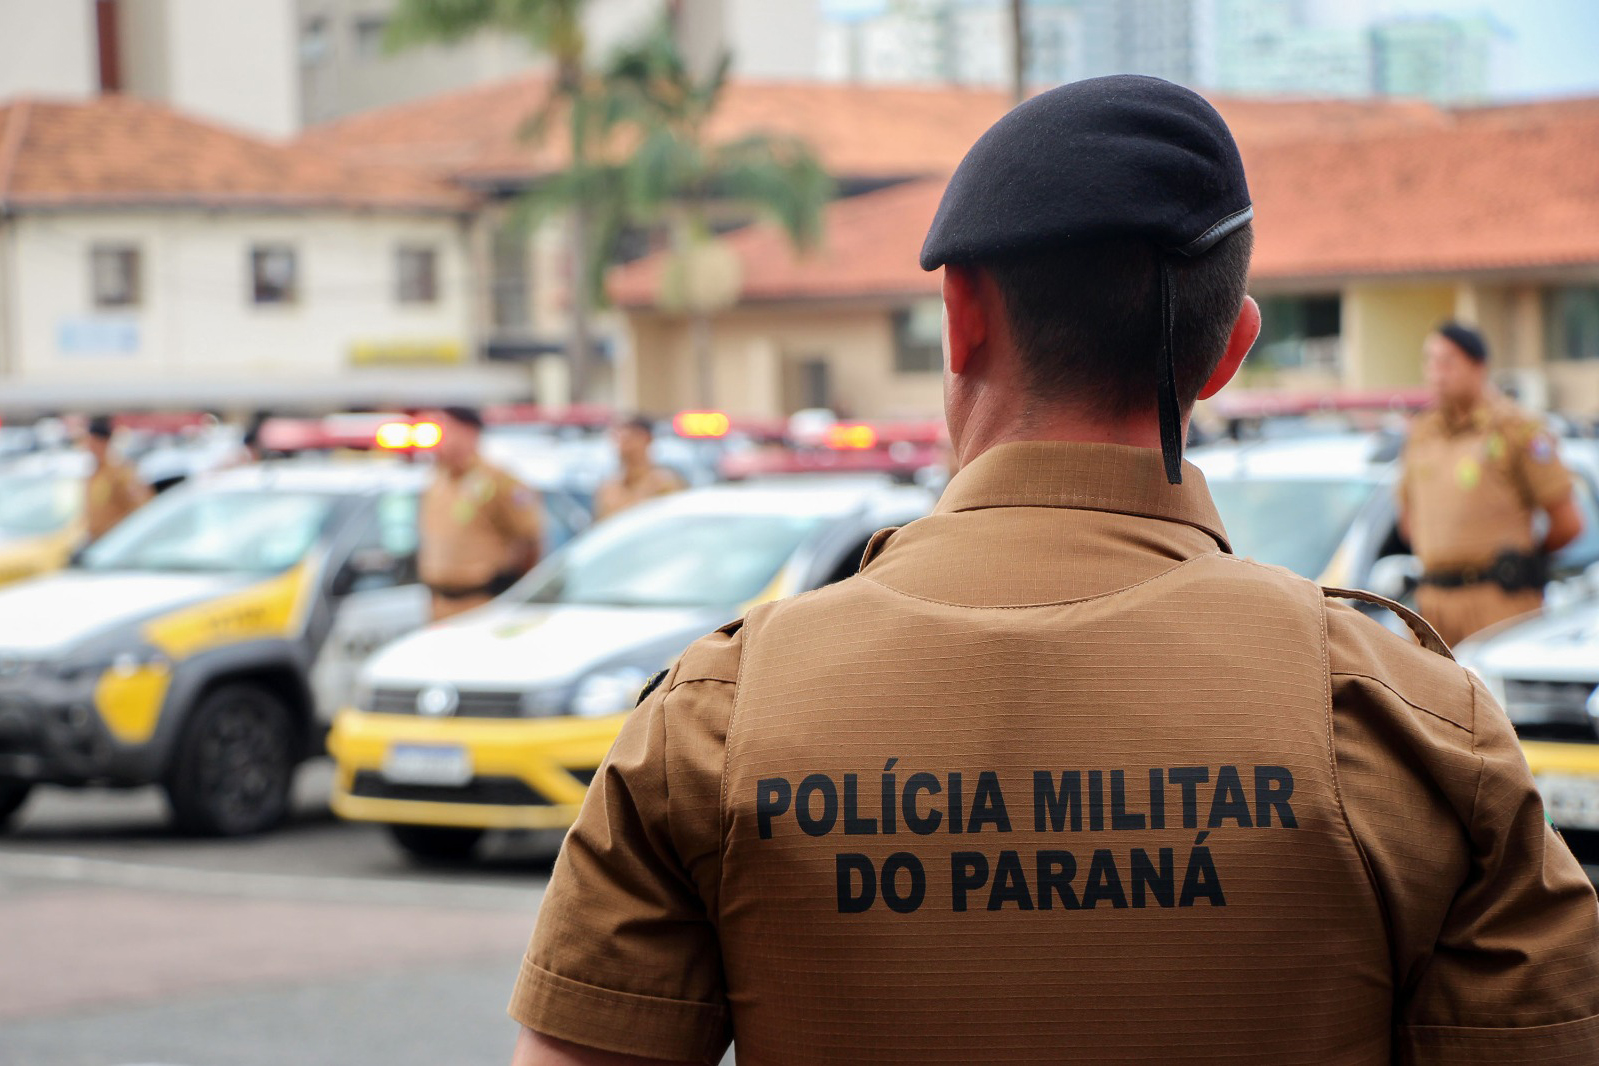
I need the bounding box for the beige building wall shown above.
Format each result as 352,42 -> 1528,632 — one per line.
1340,282 -> 1456,388
624,305 -> 944,418
0,1 -> 98,99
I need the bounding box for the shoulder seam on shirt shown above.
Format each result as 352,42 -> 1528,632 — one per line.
857,551 -> 1219,609
1330,670 -> 1474,733
1321,596 -> 1396,961
716,607 -> 756,924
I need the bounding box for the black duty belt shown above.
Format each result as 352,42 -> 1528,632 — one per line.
427,570 -> 522,600
1420,551 -> 1548,593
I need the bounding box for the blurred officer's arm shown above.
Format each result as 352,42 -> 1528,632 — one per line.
491,472 -> 544,573
1510,425 -> 1583,553
505,628 -> 740,1065
1395,441 -> 1414,546
1326,604 -> 1599,1061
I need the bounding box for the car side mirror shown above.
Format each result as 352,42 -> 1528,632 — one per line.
1367,554 -> 1423,602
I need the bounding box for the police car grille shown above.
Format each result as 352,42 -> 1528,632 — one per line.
1504,679 -> 1597,720
368,687 -> 526,718
350,771 -> 550,806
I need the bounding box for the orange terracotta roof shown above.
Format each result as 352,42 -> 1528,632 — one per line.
1248,100 -> 1599,280
615,92 -> 1599,304
610,178 -> 945,309
0,95 -> 469,212
301,75 -> 1455,185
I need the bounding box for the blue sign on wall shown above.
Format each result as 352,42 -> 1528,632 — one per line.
57,317 -> 140,356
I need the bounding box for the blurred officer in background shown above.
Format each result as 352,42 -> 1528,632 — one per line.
594,415 -> 684,521
82,415 -> 150,542
1399,322 -> 1584,645
418,407 -> 541,621
504,78 -> 1599,1065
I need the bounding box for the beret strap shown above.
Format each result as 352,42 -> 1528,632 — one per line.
1157,257 -> 1183,485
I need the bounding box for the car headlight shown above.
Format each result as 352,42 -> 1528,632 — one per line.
53,647 -> 170,684
570,668 -> 648,719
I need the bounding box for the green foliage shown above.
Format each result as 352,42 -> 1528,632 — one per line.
521,20 -> 833,307
384,0 -> 585,64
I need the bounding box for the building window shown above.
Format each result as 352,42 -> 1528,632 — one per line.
893,300 -> 944,373
354,15 -> 389,60
251,245 -> 299,305
491,225 -> 531,332
1254,294 -> 1342,373
90,245 -> 141,308
397,245 -> 439,304
1548,286 -> 1599,362
300,16 -> 330,65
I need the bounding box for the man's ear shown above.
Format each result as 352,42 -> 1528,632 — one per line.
1197,295 -> 1261,401
942,265 -> 988,377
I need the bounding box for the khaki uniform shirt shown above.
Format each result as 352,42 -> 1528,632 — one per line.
511,442 -> 1599,1065
595,465 -> 686,522
418,457 -> 540,618
84,459 -> 149,540
1400,395 -> 1575,644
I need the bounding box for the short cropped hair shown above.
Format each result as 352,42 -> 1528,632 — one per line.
982,224 -> 1253,418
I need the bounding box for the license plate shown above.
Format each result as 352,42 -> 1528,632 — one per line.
382,744 -> 472,787
1535,774 -> 1599,830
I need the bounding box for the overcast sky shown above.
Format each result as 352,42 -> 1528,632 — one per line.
820,0 -> 1599,99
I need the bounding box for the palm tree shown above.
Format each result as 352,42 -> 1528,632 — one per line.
385,0 -> 599,401
525,22 -> 832,407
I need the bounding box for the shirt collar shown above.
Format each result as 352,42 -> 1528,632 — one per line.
934,440 -> 1231,553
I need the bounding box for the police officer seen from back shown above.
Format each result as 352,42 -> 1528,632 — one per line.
505,77 -> 1599,1065
82,415 -> 151,542
594,415 -> 685,522
418,406 -> 541,621
1399,322 -> 1584,646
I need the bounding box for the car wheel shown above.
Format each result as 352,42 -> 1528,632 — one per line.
0,780 -> 33,830
164,684 -> 298,837
386,824 -> 484,864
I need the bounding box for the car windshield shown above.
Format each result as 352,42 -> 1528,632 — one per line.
519,509 -> 826,608
1207,477 -> 1380,579
0,473 -> 80,537
80,490 -> 336,574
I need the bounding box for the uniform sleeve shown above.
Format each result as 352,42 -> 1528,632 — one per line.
1326,604 -> 1599,1064
490,471 -> 542,545
1507,420 -> 1574,511
508,630 -> 740,1064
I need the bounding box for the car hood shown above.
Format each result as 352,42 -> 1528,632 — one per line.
363,603 -> 728,689
1462,602 -> 1599,682
0,570 -> 249,655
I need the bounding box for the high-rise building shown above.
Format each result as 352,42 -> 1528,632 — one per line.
1211,0 -> 1507,104
1372,15 -> 1501,106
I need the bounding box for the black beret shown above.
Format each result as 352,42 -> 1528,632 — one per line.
439,405 -> 484,429
86,415 -> 115,439
921,75 -> 1252,269
1436,321 -> 1488,364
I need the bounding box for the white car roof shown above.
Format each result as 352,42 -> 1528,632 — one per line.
197,458 -> 430,495
1189,434 -> 1394,482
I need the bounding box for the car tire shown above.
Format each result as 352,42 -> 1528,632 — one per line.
0,780 -> 33,830
164,684 -> 298,837
386,824 -> 484,864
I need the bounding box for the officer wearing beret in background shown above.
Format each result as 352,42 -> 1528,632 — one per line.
1400,322 -> 1584,646
594,415 -> 685,522
505,77 -> 1599,1065
81,415 -> 151,542
418,406 -> 541,622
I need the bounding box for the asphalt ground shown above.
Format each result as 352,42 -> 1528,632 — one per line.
2,761 -> 1595,1066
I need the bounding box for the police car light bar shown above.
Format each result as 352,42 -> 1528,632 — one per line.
675,411 -> 731,438
826,424 -> 879,450
375,422 -> 443,450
